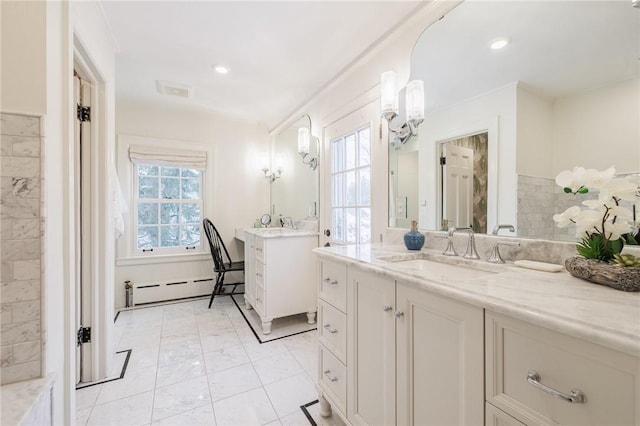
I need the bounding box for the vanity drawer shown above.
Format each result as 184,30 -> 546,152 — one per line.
255,260 -> 265,287
318,300 -> 347,363
255,237 -> 265,263
319,260 -> 347,312
254,282 -> 265,315
319,345 -> 347,415
486,312 -> 639,426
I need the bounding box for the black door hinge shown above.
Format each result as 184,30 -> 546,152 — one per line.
440,156 -> 447,166
77,104 -> 91,122
77,326 -> 91,346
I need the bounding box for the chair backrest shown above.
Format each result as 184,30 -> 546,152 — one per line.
203,218 -> 232,272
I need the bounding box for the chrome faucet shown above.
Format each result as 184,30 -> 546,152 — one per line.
487,241 -> 520,263
492,224 -> 515,235
444,227 -> 480,259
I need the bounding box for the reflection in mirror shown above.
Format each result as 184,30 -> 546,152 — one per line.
271,115 -> 319,224
389,0 -> 639,242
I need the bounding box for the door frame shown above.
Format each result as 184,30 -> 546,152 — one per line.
72,41 -> 114,383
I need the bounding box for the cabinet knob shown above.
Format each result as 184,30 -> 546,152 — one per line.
324,369 -> 338,382
323,324 -> 338,334
383,305 -> 393,312
526,370 -> 586,404
394,311 -> 404,318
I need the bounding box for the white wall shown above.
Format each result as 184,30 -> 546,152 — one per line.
516,86 -> 554,178
552,77 -> 639,174
0,1 -> 47,114
114,100 -> 270,307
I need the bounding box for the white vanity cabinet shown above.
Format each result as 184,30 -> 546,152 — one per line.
318,262 -> 484,425
243,230 -> 318,334
486,312 -> 639,426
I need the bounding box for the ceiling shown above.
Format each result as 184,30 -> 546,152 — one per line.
411,0 -> 639,112
100,0 -> 423,130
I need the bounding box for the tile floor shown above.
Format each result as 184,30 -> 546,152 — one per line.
76,296 -> 345,426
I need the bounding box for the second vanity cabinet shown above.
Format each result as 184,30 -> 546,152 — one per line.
318,260 -> 484,425
316,253 -> 640,426
244,230 -> 318,334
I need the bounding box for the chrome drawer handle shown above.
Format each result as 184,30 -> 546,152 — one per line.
395,311 -> 404,318
527,370 -> 586,404
256,273 -> 262,277
324,369 -> 338,382
383,305 -> 392,312
323,324 -> 338,334
323,277 -> 338,285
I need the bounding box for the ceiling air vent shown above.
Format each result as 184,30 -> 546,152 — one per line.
155,80 -> 193,98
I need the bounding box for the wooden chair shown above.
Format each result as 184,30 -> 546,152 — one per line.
202,218 -> 244,308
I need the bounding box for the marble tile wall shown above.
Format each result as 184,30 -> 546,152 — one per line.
1,112 -> 43,385
517,175 -> 558,241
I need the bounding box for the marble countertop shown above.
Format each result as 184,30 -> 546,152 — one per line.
243,228 -> 319,239
313,244 -> 640,357
1,374 -> 56,426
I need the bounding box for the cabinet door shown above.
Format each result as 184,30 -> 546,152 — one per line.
347,267 -> 396,426
396,281 -> 484,426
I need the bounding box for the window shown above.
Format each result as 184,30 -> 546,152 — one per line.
331,125 -> 371,244
135,164 -> 203,254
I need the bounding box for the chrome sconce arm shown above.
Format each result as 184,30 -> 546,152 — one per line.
262,167 -> 282,183
298,151 -> 318,170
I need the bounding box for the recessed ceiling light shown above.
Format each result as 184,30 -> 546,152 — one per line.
213,65 -> 229,74
489,37 -> 510,50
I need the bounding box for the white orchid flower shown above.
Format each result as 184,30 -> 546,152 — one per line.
584,166 -> 615,189
609,205 -> 634,222
555,167 -> 587,191
553,206 -> 581,228
581,199 -> 607,210
601,219 -> 633,241
599,178 -> 639,202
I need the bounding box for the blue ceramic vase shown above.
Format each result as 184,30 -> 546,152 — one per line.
404,220 -> 425,250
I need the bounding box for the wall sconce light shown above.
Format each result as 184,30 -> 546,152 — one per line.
297,126 -> 319,170
380,70 -> 425,144
261,152 -> 283,183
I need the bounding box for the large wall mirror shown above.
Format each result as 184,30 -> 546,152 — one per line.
390,0 -> 639,241
271,115 -> 319,223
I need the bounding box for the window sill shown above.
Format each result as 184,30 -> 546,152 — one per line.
116,252 -> 210,267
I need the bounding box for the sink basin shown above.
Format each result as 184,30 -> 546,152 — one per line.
386,258 -> 496,280
378,252 -> 502,281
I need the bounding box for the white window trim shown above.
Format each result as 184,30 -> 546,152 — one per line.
116,134 -> 215,264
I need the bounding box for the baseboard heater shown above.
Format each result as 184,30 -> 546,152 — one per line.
132,277 -> 214,305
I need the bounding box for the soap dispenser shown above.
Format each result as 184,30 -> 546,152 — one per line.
404,220 -> 425,250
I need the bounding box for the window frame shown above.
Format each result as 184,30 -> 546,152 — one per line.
115,134 -> 214,266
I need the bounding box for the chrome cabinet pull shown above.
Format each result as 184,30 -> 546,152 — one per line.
323,324 -> 338,334
323,277 -> 338,285
527,370 -> 586,404
395,311 -> 404,318
383,305 -> 393,312
324,369 -> 338,382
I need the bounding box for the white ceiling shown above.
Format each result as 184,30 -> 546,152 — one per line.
100,0 -> 423,130
411,0 -> 639,111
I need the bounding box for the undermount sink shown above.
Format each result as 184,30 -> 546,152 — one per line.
379,252 -> 502,281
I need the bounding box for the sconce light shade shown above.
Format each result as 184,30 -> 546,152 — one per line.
260,152 -> 270,171
298,127 -> 310,155
380,71 -> 398,117
405,80 -> 425,122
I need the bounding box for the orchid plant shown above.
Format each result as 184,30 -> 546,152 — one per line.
553,166 -> 639,263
